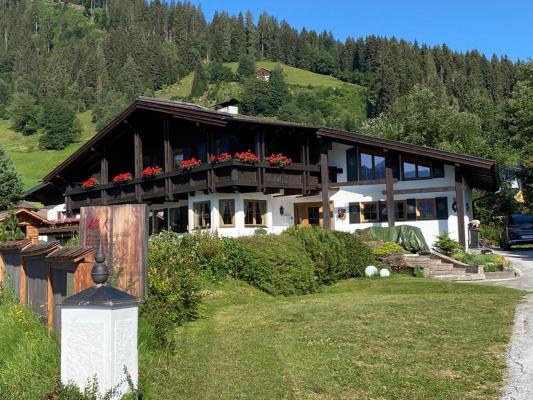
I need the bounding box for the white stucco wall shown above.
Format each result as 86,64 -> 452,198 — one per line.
61,305 -> 138,399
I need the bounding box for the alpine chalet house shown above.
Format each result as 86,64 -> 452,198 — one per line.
27,97 -> 498,248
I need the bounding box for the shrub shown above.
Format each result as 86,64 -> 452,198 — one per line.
254,228 -> 268,235
372,241 -> 404,258
285,227 -> 349,285
143,231 -> 203,344
380,253 -> 410,273
333,231 -> 376,277
479,224 -> 503,248
236,235 -> 317,296
434,231 -> 463,255
412,265 -> 425,278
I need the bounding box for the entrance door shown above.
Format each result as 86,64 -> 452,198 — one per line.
294,202 -> 333,228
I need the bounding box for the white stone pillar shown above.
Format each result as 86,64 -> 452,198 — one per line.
60,242 -> 139,399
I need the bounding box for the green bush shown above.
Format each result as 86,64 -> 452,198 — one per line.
372,241 -> 404,258
333,231 -> 376,277
412,265 -> 425,278
434,231 -> 463,255
0,286 -> 59,400
143,231 -> 203,344
236,235 -> 317,296
285,227 -> 349,285
479,224 -> 503,248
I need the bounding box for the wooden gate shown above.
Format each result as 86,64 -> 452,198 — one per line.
20,242 -> 60,321
47,246 -> 93,331
0,240 -> 31,299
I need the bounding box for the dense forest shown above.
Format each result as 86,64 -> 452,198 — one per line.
0,0 -> 532,214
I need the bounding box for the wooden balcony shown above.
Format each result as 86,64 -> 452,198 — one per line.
66,161 -> 322,210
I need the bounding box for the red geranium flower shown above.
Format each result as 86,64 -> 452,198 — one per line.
266,153 -> 292,168
81,177 -> 98,190
234,150 -> 259,164
210,152 -> 232,163
142,165 -> 163,178
180,157 -> 202,170
112,172 -> 133,184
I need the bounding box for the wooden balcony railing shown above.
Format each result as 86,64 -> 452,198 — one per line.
66,161 -> 322,210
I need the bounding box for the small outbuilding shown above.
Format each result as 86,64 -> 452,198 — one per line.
256,67 -> 271,81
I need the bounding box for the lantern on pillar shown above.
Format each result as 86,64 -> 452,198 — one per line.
59,241 -> 139,398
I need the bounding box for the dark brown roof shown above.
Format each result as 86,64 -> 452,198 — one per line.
21,241 -> 60,257
0,209 -> 50,225
34,97 -> 497,192
48,246 -> 92,262
0,239 -> 32,251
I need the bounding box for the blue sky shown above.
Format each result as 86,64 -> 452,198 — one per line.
188,0 -> 532,61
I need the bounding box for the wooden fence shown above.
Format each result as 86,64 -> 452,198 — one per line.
0,240 -> 32,299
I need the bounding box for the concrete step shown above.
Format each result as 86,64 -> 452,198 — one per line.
427,269 -> 467,276
432,274 -> 484,281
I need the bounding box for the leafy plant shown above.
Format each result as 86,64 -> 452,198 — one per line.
285,227 -> 349,285
333,231 -> 376,277
372,241 -> 404,258
412,265 -> 425,278
236,235 -> 317,296
434,231 -> 463,255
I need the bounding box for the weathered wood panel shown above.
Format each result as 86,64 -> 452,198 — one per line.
24,257 -> 49,320
79,205 -> 147,298
51,267 -> 74,332
1,251 -> 22,298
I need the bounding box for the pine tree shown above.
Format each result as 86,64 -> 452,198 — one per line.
237,54 -> 255,80
0,144 -> 23,209
267,67 -> 289,110
0,206 -> 24,243
190,63 -> 208,98
39,99 -> 81,150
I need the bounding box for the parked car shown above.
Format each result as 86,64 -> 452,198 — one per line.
501,214 -> 533,250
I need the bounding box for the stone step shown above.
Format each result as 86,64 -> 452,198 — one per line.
432,274 -> 484,281
427,269 -> 467,276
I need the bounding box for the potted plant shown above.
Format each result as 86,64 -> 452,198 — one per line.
234,150 -> 259,164
180,157 -> 202,171
142,165 -> 163,179
81,177 -> 98,191
112,172 -> 133,185
210,152 -> 232,164
266,153 -> 292,168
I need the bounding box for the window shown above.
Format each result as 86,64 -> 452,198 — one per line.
308,206 -> 320,226
416,199 -> 435,220
394,201 -> 407,220
402,158 -> 432,180
219,199 -> 235,227
193,201 -> 211,228
153,209 -> 168,233
244,200 -> 267,226
359,150 -> 385,180
361,202 -> 379,222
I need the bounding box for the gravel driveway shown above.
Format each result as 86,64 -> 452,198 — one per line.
478,249 -> 533,400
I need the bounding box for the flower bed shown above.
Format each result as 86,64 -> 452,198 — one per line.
81,177 -> 98,190
234,150 -> 259,164
266,153 -> 292,168
180,157 -> 202,171
112,172 -> 133,184
210,152 -> 232,163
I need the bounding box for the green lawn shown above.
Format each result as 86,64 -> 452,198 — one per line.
0,110 -> 96,189
140,277 -> 523,400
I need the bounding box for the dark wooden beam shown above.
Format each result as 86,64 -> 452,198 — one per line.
134,130 -> 143,202
320,140 -> 331,229
455,165 -> 466,247
385,150 -> 395,227
382,186 -> 455,196
163,120 -> 174,201
100,150 -> 109,205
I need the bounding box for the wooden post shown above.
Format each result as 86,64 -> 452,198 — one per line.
385,150 -> 395,227
47,261 -> 53,331
163,120 -> 174,200
255,131 -> 262,192
455,165 -> 466,247
101,151 -> 109,205
134,131 -> 142,202
320,140 -> 331,229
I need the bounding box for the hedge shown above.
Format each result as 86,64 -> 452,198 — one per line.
236,235 -> 318,296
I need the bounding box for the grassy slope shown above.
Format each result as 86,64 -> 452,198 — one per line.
3,63 -> 365,189
140,277 -> 523,400
1,111 -> 96,189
